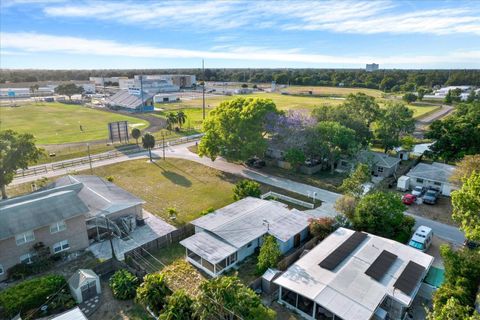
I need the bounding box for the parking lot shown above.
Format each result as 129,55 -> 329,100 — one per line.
405,196 -> 454,225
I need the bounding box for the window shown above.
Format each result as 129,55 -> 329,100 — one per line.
417,178 -> 424,183
377,166 -> 384,173
53,240 -> 70,253
0,264 -> 4,275
15,230 -> 35,246
50,221 -> 66,234
434,182 -> 442,186
20,253 -> 35,264
247,242 -> 253,248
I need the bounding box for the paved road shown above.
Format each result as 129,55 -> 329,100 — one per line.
406,211 -> 465,245
11,142 -> 464,245
414,104 -> 453,138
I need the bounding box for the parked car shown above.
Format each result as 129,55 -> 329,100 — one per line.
402,194 -> 417,205
245,157 -> 265,169
411,186 -> 426,197
408,226 -> 433,252
423,189 -> 439,204
464,239 -> 480,250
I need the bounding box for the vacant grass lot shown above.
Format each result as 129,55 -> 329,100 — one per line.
1,102 -> 148,144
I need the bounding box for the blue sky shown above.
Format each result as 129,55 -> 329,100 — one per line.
1,0 -> 479,69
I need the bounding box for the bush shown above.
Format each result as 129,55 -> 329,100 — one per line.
8,258 -> 55,280
309,217 -> 336,240
199,207 -> 215,216
109,269 -> 139,300
136,273 -> 171,316
257,235 -> 281,274
233,179 -> 261,200
0,275 -> 67,318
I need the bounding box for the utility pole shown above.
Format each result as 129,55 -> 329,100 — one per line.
162,131 -> 166,160
202,59 -> 206,120
87,143 -> 93,174
105,216 -> 117,261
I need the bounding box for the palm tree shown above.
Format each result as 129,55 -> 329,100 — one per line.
142,133 -> 155,162
29,84 -> 39,102
131,128 -> 141,146
166,112 -> 178,131
176,111 -> 187,129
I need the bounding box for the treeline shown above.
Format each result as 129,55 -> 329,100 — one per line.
1,69 -> 480,90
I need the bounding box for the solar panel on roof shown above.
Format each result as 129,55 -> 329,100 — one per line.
394,261 -> 426,295
365,250 -> 397,281
319,231 -> 368,270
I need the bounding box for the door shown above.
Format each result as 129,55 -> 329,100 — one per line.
81,281 -> 97,301
294,233 -> 301,248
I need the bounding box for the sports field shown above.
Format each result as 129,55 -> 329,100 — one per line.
1,102 -> 148,144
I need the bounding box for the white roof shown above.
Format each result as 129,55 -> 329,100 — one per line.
407,162 -> 455,184
68,269 -> 98,288
191,197 -> 311,248
274,228 -> 433,320
180,232 -> 237,264
50,307 -> 88,320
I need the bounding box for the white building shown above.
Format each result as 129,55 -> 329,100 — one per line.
424,85 -> 473,101
180,197 -> 311,277
274,228 -> 433,320
89,77 -> 127,86
153,93 -> 178,103
406,162 -> 457,196
366,63 -> 379,72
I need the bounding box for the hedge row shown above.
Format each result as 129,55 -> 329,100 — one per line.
0,275 -> 66,318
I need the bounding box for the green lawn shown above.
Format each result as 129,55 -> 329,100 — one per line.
89,158 -> 239,225
1,102 -> 148,144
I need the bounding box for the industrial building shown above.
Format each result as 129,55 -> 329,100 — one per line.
153,93 -> 179,103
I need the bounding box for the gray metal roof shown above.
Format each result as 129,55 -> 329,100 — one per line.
191,197 -> 311,248
0,184 -> 88,241
50,307 -> 88,320
51,175 -> 144,219
407,162 -> 455,184
68,269 -> 98,288
180,232 -> 237,264
106,89 -> 154,109
358,150 -> 400,168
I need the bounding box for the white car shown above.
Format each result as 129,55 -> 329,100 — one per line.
408,226 -> 433,252
411,186 -> 425,197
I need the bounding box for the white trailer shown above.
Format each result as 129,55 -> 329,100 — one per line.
397,175 -> 410,192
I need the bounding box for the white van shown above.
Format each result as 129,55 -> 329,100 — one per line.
408,226 -> 433,252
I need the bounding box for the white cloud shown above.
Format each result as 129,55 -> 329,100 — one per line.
2,32 -> 479,67
37,0 -> 480,35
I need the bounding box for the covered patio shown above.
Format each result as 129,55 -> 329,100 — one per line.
180,232 -> 238,277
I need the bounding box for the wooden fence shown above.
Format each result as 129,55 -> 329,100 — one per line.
277,236 -> 319,271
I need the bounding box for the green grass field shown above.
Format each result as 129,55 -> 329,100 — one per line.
1,102 -> 148,144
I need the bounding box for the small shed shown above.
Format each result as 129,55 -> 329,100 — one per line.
68,269 -> 101,303
261,268 -> 282,295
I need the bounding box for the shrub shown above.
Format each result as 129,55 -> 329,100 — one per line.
136,273 -> 171,316
0,275 -> 67,318
233,179 -> 261,200
106,176 -> 114,182
109,269 -> 139,300
8,257 -> 55,280
160,290 -> 196,320
257,235 -> 281,274
199,207 -> 215,216
309,217 -> 336,240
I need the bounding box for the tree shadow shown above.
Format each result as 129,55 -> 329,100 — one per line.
161,170 -> 192,187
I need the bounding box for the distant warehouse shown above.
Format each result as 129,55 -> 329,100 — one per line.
106,89 -> 154,112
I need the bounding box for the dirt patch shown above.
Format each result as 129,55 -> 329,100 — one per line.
89,281 -> 148,320
270,302 -> 301,320
407,197 -> 455,225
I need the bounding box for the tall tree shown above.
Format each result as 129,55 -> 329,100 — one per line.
353,191 -> 414,242
426,102 -> 480,161
340,163 -> 371,198
451,172 -> 480,241
29,84 -> 39,102
308,121 -> 359,173
54,83 -> 84,100
284,148 -> 306,171
343,93 -> 380,127
131,128 -> 141,146
196,276 -> 276,320
135,273 -> 171,316
374,102 -> 415,152
198,97 -> 279,161
257,235 -> 281,274
450,155 -> 480,186
142,133 -> 155,162
176,111 -> 187,129
0,130 -> 43,199
166,112 -> 178,131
